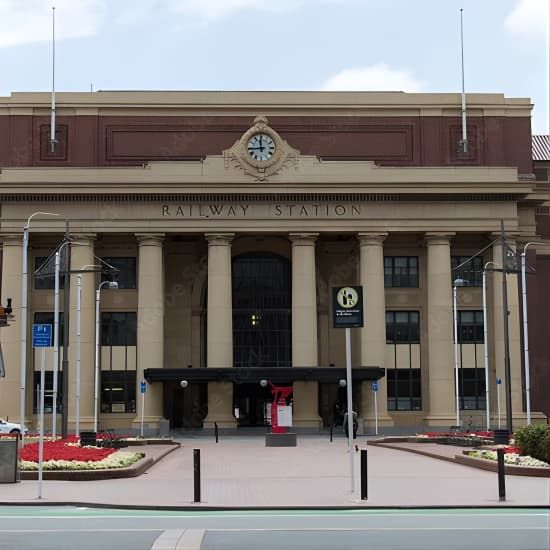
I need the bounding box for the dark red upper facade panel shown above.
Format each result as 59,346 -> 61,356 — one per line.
0,95 -> 534,175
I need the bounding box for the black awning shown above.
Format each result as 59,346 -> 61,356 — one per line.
144,366 -> 384,384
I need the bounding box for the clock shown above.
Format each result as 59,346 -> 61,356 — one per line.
247,133 -> 275,161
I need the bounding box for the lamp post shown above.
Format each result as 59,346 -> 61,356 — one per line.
482,262 -> 494,430
521,242 -> 541,425
94,280 -> 119,432
453,277 -> 468,427
20,212 -> 59,438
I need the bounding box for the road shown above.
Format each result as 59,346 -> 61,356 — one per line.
0,506 -> 548,550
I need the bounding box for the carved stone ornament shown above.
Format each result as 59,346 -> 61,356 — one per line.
223,115 -> 300,181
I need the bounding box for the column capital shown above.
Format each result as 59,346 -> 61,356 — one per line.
205,233 -> 234,246
136,233 -> 165,246
71,233 -> 97,246
490,232 -> 520,243
357,232 -> 388,246
1,234 -> 23,246
424,232 -> 455,246
289,232 -> 318,245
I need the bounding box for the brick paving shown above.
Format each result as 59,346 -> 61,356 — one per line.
1,435 -> 548,508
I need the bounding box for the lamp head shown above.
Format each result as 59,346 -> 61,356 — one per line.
259,379 -> 268,388
107,281 -> 119,289
179,380 -> 188,389
338,379 -> 347,387
453,278 -> 468,287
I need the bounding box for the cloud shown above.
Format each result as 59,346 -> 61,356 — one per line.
0,0 -> 107,48
504,0 -> 548,38
164,0 -> 358,20
321,64 -> 424,92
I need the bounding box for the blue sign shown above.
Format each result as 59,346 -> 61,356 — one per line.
140,381 -> 147,394
32,324 -> 52,348
371,381 -> 379,392
496,377 -> 502,385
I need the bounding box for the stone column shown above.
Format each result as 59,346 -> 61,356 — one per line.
134,234 -> 165,429
358,232 -> 393,430
0,235 -> 23,425
424,233 -> 456,425
204,233 -> 236,428
68,235 -> 96,430
492,238 -> 523,425
290,233 -> 321,428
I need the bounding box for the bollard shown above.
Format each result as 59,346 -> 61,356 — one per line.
193,448 -> 201,503
497,448 -> 506,501
360,449 -> 368,500
330,423 -> 333,443
214,422 -> 219,444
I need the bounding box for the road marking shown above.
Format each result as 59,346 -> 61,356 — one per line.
152,529 -> 185,549
177,529 -> 205,549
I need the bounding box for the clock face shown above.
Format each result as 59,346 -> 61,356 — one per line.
247,133 -> 275,161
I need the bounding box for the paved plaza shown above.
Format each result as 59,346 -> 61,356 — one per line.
1,435 -> 548,508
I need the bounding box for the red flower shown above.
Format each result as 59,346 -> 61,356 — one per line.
21,439 -> 116,463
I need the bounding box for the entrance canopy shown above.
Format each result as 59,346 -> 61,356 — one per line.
144,366 -> 384,384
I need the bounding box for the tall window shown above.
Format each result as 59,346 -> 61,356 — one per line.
34,256 -> 65,290
458,311 -> 484,343
386,311 -> 420,343
386,310 -> 421,411
232,253 -> 291,368
101,257 -> 136,289
451,256 -> 483,287
100,312 -> 137,413
459,368 -> 486,410
387,369 -> 421,411
384,256 -> 418,287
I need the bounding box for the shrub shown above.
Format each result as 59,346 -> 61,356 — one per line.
515,424 -> 550,461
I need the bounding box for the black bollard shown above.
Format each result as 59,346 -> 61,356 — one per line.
497,448 -> 506,501
330,423 -> 333,443
193,448 -> 201,503
214,422 -> 219,444
360,449 -> 368,500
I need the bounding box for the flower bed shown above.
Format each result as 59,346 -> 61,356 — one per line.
465,449 -> 550,468
19,437 -> 143,471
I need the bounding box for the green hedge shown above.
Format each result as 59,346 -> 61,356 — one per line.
515,424 -> 550,462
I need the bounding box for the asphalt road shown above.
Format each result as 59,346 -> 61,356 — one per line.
0,506 -> 548,550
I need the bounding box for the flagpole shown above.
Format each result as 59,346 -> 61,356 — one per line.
50,6 -> 56,153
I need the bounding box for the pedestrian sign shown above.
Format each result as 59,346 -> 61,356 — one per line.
496,378 -> 502,385
371,381 -> 379,392
140,381 -> 147,394
32,324 -> 52,348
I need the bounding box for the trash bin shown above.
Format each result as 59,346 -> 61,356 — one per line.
0,436 -> 20,483
492,429 -> 510,445
79,431 -> 97,446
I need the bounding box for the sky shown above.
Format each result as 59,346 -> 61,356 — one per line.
0,0 -> 548,133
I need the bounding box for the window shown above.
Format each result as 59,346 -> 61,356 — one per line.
451,256 -> 483,287
100,371 -> 136,413
458,311 -> 484,343
32,371 -> 63,413
386,311 -> 420,343
33,312 -> 64,343
384,256 -> 418,287
459,368 -> 486,410
387,369 -> 421,411
101,257 -> 136,289
34,256 -> 65,290
101,312 -> 137,346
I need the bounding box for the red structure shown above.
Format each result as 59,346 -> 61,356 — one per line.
265,382 -> 293,434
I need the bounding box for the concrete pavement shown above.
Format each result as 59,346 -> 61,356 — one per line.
1,435 -> 549,508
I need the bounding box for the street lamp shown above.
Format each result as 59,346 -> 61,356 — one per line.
521,242 -> 542,425
20,212 -> 59,437
453,277 -> 468,427
94,280 -> 119,432
482,262 -> 494,430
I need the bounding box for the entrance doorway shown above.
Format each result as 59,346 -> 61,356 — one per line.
234,383 -> 274,427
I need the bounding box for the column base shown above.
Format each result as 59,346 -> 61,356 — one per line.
131,416 -> 162,433
424,414 -> 461,428
203,417 -> 237,429
360,414 -> 394,431
292,418 -> 322,430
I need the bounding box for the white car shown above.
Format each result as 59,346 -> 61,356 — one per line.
0,418 -> 26,436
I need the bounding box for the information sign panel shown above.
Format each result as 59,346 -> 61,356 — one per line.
32,324 -> 52,348
332,286 -> 364,328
